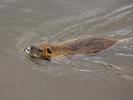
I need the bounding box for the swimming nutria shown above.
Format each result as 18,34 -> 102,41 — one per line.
25,37 -> 118,60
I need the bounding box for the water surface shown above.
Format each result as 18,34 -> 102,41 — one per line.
0,0 -> 133,100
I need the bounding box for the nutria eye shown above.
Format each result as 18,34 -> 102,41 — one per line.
47,48 -> 52,54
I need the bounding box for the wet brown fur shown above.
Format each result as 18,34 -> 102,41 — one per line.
30,37 -> 118,60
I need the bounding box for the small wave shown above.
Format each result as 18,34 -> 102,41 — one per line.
117,53 -> 133,57
107,25 -> 133,37
0,4 -> 6,8
71,68 -> 92,72
92,60 -> 123,70
22,8 -> 36,13
122,74 -> 133,81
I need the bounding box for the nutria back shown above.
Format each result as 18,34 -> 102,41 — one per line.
53,38 -> 118,54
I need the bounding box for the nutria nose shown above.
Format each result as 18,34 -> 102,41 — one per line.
26,46 -> 35,54
30,46 -> 35,51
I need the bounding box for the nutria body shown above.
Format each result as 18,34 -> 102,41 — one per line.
25,37 -> 118,60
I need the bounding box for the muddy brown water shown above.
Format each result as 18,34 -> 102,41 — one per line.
0,0 -> 133,100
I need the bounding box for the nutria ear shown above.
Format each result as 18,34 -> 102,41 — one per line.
46,47 -> 52,54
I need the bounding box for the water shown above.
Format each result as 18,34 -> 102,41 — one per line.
0,0 -> 133,100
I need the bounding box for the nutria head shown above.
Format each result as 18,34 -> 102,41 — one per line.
25,41 -> 53,60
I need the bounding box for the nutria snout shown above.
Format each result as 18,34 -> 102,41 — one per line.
25,37 -> 118,60
26,45 -> 47,58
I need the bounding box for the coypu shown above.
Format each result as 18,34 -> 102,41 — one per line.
25,37 -> 118,61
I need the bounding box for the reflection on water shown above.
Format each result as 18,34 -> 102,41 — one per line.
1,0 -> 133,100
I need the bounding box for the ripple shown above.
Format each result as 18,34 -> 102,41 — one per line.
0,4 -> 6,8
17,4 -> 133,80
122,74 -> 133,81
117,53 -> 133,57
22,8 -> 36,13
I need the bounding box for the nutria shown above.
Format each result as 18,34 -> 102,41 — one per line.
25,37 -> 118,60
